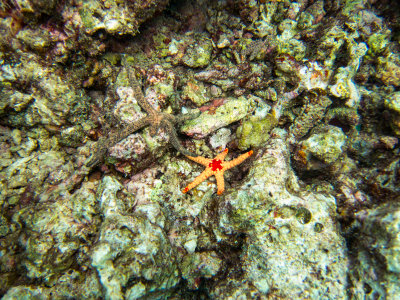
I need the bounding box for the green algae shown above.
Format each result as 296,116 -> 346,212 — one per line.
236,113 -> 278,150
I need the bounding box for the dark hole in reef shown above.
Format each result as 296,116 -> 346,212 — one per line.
328,117 -> 351,133
332,41 -> 350,70
363,282 -> 373,294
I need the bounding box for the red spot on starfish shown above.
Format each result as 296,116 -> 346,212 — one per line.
209,159 -> 223,171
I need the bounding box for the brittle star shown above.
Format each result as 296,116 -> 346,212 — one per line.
85,68 -> 200,168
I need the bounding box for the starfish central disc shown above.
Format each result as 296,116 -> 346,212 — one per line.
209,159 -> 223,171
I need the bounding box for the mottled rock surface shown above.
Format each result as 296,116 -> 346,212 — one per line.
218,130 -> 348,298
1,0 -> 400,298
349,201 -> 400,299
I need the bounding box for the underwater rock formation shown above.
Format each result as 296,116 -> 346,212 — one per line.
1,0 -> 400,298
218,129 -> 348,298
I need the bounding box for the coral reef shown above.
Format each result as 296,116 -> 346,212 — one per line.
1,0 -> 400,298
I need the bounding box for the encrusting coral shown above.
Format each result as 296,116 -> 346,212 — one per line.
182,148 -> 253,195
85,68 -> 200,168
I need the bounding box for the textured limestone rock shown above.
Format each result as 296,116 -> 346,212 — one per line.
218,129 -> 348,298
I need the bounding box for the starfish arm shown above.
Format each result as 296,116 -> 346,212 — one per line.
84,117 -> 150,168
182,169 -> 213,193
115,117 -> 151,141
215,171 -> 225,195
185,155 -> 212,166
165,121 -> 198,156
127,68 -> 157,115
222,150 -> 253,171
215,148 -> 229,161
148,123 -> 159,136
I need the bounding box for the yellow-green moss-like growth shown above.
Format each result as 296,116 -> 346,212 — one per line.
236,114 -> 278,150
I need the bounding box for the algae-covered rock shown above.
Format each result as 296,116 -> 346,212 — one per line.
78,0 -> 170,36
16,27 -> 52,52
349,201 -> 400,299
276,38 -> 306,61
181,97 -> 251,138
236,113 -> 278,150
249,2 -> 278,37
91,176 -> 180,299
4,149 -> 69,195
384,91 -> 400,136
2,286 -> 48,299
302,125 -> 346,163
2,0 -> 400,297
181,252 -> 222,289
376,55 -> 400,87
295,125 -> 346,170
0,180 -> 102,297
316,26 -> 347,68
209,127 -> 231,150
182,79 -> 210,106
2,271 -> 102,299
219,129 -> 348,298
210,279 -> 264,299
0,54 -> 89,127
59,125 -> 85,147
359,202 -> 400,273
0,90 -> 33,114
297,0 -> 325,30
181,36 -> 213,68
11,0 -> 58,23
367,31 -> 390,55
329,42 -> 368,107
385,91 -> 400,114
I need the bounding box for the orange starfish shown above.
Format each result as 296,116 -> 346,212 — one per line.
182,148 -> 253,195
